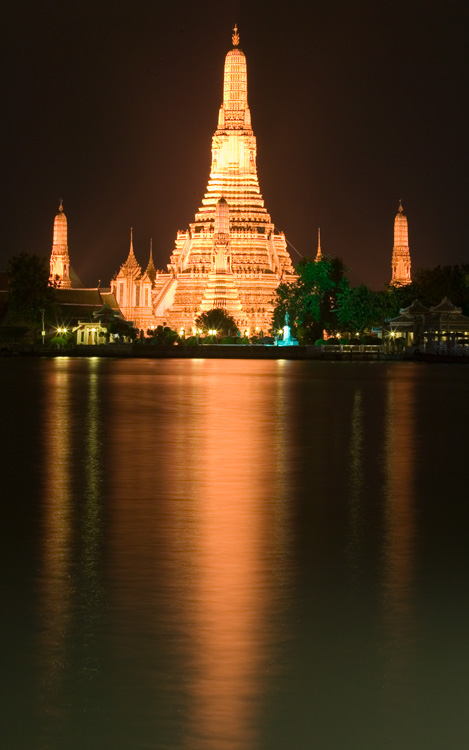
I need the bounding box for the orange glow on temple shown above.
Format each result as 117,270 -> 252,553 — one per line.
111,26 -> 296,331
50,200 -> 71,287
391,201 -> 412,285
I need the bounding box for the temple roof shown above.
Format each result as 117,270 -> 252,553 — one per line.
430,297 -> 461,313
145,241 -> 157,283
401,300 -> 429,315
387,313 -> 413,325
52,288 -> 120,325
119,228 -> 142,277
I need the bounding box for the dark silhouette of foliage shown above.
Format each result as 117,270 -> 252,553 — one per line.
273,256 -> 347,343
6,252 -> 55,330
195,308 -> 239,336
336,281 -> 388,333
146,325 -> 178,345
411,265 -> 469,314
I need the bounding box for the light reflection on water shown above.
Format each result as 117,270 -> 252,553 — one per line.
2,358 -> 469,749
382,370 -> 417,673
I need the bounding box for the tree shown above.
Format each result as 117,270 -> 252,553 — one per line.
378,282 -> 417,320
6,252 -> 56,332
411,265 -> 469,314
272,256 -> 347,343
336,281 -> 387,334
195,308 -> 239,336
146,325 -> 178,345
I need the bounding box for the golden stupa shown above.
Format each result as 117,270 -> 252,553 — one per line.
151,26 -> 296,333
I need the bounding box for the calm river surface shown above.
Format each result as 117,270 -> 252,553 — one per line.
1,357 -> 469,749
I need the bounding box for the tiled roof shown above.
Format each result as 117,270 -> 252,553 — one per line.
52,288 -> 123,326
430,297 -> 461,313
402,300 -> 429,315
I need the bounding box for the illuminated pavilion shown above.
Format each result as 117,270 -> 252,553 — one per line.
391,201 -> 412,285
113,26 -> 296,333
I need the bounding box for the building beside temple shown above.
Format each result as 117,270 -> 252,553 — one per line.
110,230 -> 156,331
387,297 -> 469,347
110,26 -> 296,333
391,201 -> 412,285
47,201 -> 123,333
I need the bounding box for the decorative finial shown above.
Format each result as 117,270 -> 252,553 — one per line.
315,227 -> 322,262
232,24 -> 239,47
59,199 -> 63,212
398,199 -> 403,213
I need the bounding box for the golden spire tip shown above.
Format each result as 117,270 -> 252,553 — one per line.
232,24 -> 239,47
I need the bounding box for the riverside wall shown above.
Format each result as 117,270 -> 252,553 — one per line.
6,344 -> 409,361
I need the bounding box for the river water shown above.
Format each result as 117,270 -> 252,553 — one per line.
1,357 -> 468,749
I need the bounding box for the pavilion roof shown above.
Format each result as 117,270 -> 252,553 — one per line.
401,299 -> 429,315
430,297 -> 461,314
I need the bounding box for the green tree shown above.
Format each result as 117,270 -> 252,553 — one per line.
379,282 -> 417,319
146,325 -> 178,345
7,252 -> 56,332
273,256 -> 347,343
336,281 -> 387,334
195,308 -> 239,336
411,265 -> 469,314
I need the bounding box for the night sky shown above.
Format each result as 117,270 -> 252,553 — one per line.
2,0 -> 467,289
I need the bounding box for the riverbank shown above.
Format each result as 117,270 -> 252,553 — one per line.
2,343 -> 409,361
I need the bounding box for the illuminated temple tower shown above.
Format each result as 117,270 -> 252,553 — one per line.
391,201 -> 412,285
157,26 -> 296,332
50,200 -> 71,287
111,230 -> 155,329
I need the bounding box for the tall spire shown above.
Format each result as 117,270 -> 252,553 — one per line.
145,238 -> 157,282
128,227 -> 137,261
218,25 -> 250,132
122,227 -> 141,275
163,27 -> 296,332
391,201 -> 411,285
315,227 -> 322,262
50,200 -> 71,287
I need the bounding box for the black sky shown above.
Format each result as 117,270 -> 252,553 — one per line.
1,0 -> 467,288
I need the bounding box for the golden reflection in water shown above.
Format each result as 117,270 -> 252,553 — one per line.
346,389 -> 364,583
184,361 -> 280,749
38,358 -> 73,716
38,359 -> 104,724
382,368 -> 417,684
107,360 -> 289,749
80,361 -> 103,675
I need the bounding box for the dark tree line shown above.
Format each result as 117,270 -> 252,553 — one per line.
5,252 -> 56,333
272,258 -> 469,343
